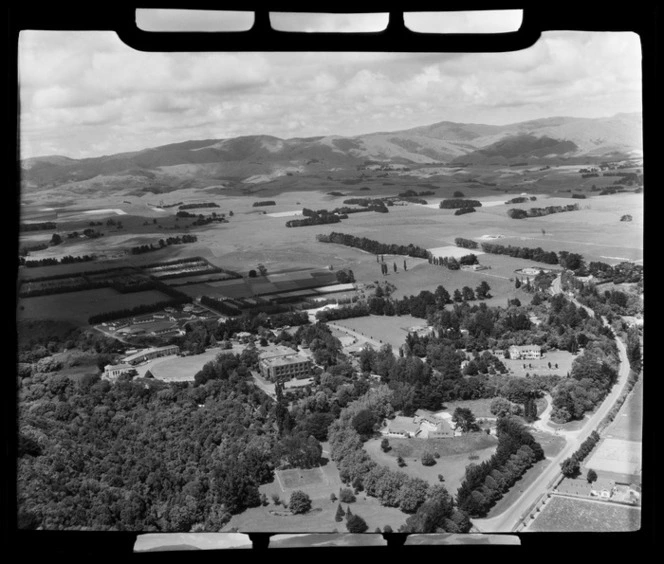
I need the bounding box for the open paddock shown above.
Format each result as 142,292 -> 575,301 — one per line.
527,495 -> 641,532
364,433 -> 498,495
584,438 -> 641,477
329,314 -> 430,351
17,287 -> 173,325
436,398 -> 497,419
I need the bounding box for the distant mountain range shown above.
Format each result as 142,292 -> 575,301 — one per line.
21,113 -> 642,191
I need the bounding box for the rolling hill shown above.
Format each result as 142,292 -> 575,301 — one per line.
21,113 -> 642,192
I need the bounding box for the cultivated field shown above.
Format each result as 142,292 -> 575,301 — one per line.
527,495 -> 641,532
364,433 -> 498,495
16,288 -> 172,325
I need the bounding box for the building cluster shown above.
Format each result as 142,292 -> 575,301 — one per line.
103,345 -> 181,381
381,409 -> 457,439
555,478 -> 641,505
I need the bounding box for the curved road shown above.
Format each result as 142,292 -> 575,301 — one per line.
473,305 -> 632,532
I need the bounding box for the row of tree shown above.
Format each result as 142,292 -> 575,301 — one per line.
507,203 -> 579,219
317,232 -> 430,259
560,431 -> 601,477
20,254 -> 96,268
456,415 -> 544,516
129,234 -> 198,254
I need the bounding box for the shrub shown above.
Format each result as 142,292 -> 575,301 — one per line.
339,487 -> 356,503
421,451 -> 436,466
271,493 -> 281,505
397,456 -> 406,467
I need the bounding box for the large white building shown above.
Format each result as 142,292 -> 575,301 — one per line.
508,344 -> 542,360
103,363 -> 134,380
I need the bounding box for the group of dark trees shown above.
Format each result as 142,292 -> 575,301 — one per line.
286,209 -> 343,228
454,237 -> 479,249
20,221 -> 57,232
20,254 -> 96,268
456,415 -> 544,516
317,232 -> 430,259
428,253 -> 478,270
507,204 -> 579,219
550,337 -> 619,423
454,207 -> 476,216
252,201 -> 276,207
18,352 -> 278,530
505,196 -> 537,204
179,202 -> 219,210
439,199 -> 482,209
130,234 -> 197,254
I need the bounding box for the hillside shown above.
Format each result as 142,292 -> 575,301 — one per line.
21,113 -> 642,192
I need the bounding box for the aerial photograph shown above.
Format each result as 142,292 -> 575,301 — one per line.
15,10 -> 644,543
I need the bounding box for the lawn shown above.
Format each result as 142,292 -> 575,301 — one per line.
529,430 -> 567,458
364,434 -> 498,495
502,349 -> 577,378
528,495 -> 641,532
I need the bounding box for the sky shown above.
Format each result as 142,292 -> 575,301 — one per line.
17,11 -> 642,159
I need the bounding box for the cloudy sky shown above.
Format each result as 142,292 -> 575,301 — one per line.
17,11 -> 642,159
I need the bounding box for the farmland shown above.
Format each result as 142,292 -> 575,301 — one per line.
16,287 -> 172,325
527,495 -> 641,532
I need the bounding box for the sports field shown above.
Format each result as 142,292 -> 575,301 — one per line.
329,314 -> 431,351
528,495 -> 641,532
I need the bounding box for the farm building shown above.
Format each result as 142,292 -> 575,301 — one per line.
509,344 -> 542,360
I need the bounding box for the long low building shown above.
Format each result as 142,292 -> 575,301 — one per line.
123,345 -> 180,365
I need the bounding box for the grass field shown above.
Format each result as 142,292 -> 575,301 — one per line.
329,314 -> 430,350
364,433 -> 498,495
528,495 -> 641,532
16,287 -> 172,325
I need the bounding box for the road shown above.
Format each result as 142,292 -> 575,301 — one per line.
473,282 -> 633,532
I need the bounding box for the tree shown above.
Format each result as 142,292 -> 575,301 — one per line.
393,262 -> 397,273
587,469 -> 598,483
452,407 -> 479,433
515,278 -> 521,289
289,490 -> 312,514
490,397 -> 513,417
346,513 -> 368,533
381,438 -> 391,452
453,289 -> 463,302
475,281 -> 491,300
248,269 -> 257,278
403,260 -> 407,271
462,286 -> 476,301
351,409 -> 377,439
561,457 -> 581,478
50,233 -> 62,246
257,264 -> 268,276
335,503 -> 345,522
